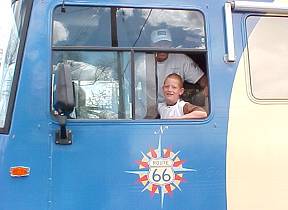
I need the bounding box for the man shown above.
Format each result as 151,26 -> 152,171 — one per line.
151,29 -> 208,102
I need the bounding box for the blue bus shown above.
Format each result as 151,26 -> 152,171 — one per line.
1,0 -> 288,209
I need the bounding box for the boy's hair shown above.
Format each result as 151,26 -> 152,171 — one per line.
164,73 -> 184,88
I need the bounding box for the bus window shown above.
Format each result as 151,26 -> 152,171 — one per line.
52,51 -> 132,119
0,0 -> 30,131
52,6 -> 208,120
246,16 -> 288,100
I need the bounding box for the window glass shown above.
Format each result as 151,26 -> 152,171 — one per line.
53,7 -> 205,49
134,52 -> 157,119
0,0 -> 21,128
246,16 -> 288,99
53,7 -> 111,46
116,8 -> 205,48
53,51 -> 132,119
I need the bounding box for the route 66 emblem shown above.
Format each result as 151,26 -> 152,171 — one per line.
126,126 -> 195,208
148,158 -> 174,185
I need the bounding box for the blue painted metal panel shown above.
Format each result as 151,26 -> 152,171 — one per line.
0,0 -> 52,209
51,124 -> 226,210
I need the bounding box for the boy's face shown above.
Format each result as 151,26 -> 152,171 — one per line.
162,77 -> 184,105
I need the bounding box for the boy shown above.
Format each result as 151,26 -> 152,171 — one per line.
158,73 -> 207,119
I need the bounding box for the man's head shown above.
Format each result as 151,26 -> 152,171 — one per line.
151,29 -> 172,46
162,73 -> 184,105
151,29 -> 172,62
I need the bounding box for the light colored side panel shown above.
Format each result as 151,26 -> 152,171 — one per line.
226,19 -> 288,210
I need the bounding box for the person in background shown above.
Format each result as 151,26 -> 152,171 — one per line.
158,73 -> 207,119
151,29 -> 208,102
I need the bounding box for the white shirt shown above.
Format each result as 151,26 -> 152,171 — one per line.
158,100 -> 187,119
157,54 -> 204,102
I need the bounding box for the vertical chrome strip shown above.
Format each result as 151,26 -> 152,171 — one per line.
224,2 -> 236,63
224,0 -> 288,63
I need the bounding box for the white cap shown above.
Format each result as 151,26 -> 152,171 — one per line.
151,29 -> 172,44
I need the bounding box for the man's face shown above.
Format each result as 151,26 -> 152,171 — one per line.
153,40 -> 171,62
155,52 -> 168,62
162,77 -> 184,106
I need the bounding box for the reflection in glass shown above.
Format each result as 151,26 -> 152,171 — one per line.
117,8 -> 205,48
52,51 -> 132,119
0,1 -> 20,127
53,6 -> 205,49
53,7 -> 111,46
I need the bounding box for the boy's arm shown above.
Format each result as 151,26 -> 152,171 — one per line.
180,102 -> 207,119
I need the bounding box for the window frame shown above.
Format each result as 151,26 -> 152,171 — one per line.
51,5 -> 209,121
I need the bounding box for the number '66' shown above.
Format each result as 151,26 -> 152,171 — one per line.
152,169 -> 171,182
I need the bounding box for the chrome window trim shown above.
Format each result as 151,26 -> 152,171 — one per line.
232,1 -> 288,14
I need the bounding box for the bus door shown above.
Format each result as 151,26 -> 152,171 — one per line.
49,3 -> 224,210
